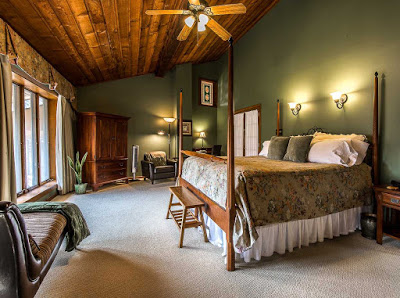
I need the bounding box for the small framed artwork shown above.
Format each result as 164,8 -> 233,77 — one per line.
178,120 -> 192,136
199,78 -> 218,108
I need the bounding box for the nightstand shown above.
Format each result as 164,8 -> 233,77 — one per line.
374,185 -> 400,244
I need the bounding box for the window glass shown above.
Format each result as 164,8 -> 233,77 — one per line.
12,84 -> 23,193
39,96 -> 50,182
24,89 -> 38,188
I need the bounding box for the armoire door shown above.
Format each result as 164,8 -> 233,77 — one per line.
96,117 -> 113,160
113,120 -> 128,159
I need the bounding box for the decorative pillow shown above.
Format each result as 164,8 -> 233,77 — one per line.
145,151 -> 167,166
259,141 -> 270,157
308,139 -> 358,167
310,132 -> 366,146
351,139 -> 370,165
267,136 -> 290,160
283,136 -> 313,162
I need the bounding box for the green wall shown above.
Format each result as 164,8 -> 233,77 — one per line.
215,0 -> 400,183
78,73 -> 177,175
191,61 -> 222,149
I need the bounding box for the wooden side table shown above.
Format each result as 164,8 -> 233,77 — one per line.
374,185 -> 400,244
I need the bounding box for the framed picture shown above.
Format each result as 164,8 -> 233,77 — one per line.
178,120 -> 192,136
199,78 -> 218,108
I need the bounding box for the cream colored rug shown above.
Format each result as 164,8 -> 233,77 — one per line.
37,181 -> 400,298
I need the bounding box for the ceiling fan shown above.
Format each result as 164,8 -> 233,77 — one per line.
145,0 -> 246,42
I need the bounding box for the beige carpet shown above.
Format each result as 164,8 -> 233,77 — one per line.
37,181 -> 400,298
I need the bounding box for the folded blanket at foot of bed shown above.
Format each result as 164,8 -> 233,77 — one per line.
18,202 -> 90,251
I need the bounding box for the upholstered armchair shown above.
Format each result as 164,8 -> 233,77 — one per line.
141,151 -> 177,184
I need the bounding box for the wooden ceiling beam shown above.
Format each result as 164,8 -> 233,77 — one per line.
100,0 -> 124,79
130,0 -> 143,76
84,0 -> 119,79
27,0 -> 97,83
116,0 -> 132,78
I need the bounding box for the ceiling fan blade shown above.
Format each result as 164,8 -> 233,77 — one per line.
188,0 -> 201,5
206,18 -> 232,41
145,10 -> 190,15
205,4 -> 246,15
177,24 -> 195,41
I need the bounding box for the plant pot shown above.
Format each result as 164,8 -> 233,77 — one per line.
75,183 -> 88,194
360,213 -> 377,240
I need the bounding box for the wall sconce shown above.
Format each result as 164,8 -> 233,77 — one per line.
330,91 -> 348,109
199,131 -> 206,148
288,102 -> 301,116
157,130 -> 165,136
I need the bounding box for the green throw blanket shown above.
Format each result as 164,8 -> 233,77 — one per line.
18,202 -> 90,252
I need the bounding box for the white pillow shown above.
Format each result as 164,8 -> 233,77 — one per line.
259,141 -> 270,157
308,139 -> 358,167
311,132 -> 366,146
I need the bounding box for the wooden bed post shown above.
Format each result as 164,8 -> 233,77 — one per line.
276,99 -> 280,136
373,72 -> 379,185
178,89 -> 183,178
226,37 -> 235,271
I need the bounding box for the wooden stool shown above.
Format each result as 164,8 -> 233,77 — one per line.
167,186 -> 209,248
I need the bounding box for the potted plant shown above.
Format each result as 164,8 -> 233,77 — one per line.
67,151 -> 88,194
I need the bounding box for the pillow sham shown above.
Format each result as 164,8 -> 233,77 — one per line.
259,141 -> 270,157
310,132 -> 367,146
283,136 -> 313,163
349,139 -> 369,165
308,139 -> 358,167
267,136 -> 290,160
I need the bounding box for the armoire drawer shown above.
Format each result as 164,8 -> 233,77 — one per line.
96,160 -> 127,173
96,169 -> 127,183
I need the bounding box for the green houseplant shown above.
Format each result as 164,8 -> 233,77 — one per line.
67,151 -> 88,194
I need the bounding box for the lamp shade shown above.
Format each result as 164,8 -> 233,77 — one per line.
199,131 -> 206,138
163,117 -> 176,123
199,14 -> 209,25
288,102 -> 297,109
185,16 -> 195,28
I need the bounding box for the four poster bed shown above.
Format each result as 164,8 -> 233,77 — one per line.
177,40 -> 379,271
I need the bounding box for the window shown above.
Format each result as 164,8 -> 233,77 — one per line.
234,105 -> 261,157
24,89 -> 38,188
39,96 -> 50,182
12,84 -> 23,193
11,83 -> 52,195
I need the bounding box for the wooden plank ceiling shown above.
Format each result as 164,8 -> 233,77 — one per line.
0,0 -> 279,86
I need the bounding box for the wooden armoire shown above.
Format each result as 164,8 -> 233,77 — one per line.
78,112 -> 130,191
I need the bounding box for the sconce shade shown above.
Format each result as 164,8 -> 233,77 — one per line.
157,130 -> 165,135
288,102 -> 297,109
163,117 -> 176,123
330,91 -> 342,101
199,131 -> 206,138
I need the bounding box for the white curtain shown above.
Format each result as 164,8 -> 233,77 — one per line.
234,113 -> 244,157
56,95 -> 76,194
245,109 -> 259,156
0,54 -> 16,203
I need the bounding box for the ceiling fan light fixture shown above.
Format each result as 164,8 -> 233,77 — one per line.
198,14 -> 209,25
184,16 -> 195,28
198,22 -> 206,32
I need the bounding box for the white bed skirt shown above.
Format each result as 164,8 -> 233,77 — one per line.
201,206 -> 371,263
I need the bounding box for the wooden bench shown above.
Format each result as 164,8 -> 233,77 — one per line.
167,186 -> 208,247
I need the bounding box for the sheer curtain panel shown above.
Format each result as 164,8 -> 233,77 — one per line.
0,55 -> 16,202
56,95 -> 76,194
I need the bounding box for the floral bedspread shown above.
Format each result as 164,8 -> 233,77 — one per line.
181,156 -> 372,253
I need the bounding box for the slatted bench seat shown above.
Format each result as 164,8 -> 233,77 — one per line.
167,186 -> 208,247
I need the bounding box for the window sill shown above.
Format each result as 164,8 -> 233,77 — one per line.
17,181 -> 58,204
